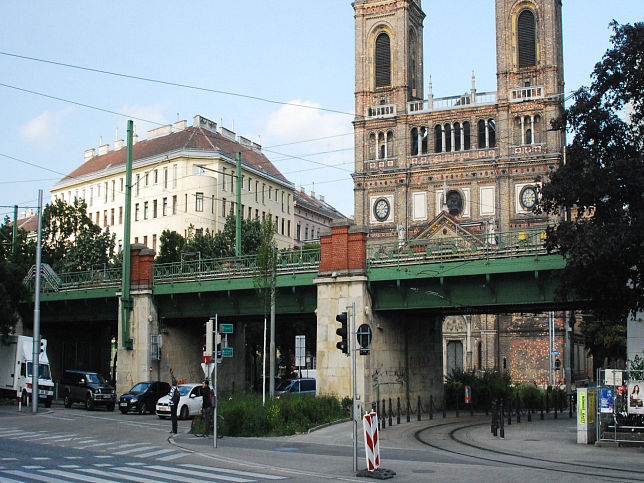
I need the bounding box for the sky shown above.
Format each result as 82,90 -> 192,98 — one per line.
0,1 -> 642,222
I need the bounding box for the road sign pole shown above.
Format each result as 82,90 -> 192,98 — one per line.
352,301 -> 358,473
213,314 -> 218,448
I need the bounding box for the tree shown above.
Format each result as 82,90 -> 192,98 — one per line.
156,230 -> 186,264
40,198 -> 115,273
0,217 -> 30,335
538,22 -> 644,324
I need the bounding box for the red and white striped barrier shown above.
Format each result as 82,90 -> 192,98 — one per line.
363,411 -> 380,471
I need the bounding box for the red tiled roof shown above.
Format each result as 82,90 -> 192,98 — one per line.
57,126 -> 289,186
8,215 -> 38,233
294,189 -> 346,220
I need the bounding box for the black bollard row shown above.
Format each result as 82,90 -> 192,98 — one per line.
382,399 -> 386,429
407,397 -> 411,423
419,396 -> 423,421
396,397 -> 401,425
388,398 -> 393,427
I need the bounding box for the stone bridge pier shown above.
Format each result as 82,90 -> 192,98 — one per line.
316,222 -> 443,412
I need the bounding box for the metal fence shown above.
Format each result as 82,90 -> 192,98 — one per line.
596,368 -> 644,443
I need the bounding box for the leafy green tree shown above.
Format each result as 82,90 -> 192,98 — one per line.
40,199 -> 115,273
156,230 -> 186,264
538,22 -> 644,324
580,315 -> 626,370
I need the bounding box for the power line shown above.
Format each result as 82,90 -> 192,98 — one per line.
0,51 -> 356,118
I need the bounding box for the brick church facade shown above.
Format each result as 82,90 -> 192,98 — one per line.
351,0 -> 591,385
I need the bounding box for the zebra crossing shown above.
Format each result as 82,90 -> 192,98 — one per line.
0,428 -> 191,463
0,462 -> 288,482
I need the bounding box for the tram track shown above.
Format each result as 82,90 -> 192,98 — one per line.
415,420 -> 644,481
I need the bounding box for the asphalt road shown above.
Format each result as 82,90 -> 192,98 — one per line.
2,401 -> 643,482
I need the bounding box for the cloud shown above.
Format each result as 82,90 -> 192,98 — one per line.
19,108 -> 74,145
264,99 -> 351,144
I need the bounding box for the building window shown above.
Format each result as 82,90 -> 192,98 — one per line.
136,175 -> 140,196
287,220 -> 291,237
375,32 -> 391,88
162,197 -> 167,216
463,121 -> 471,150
444,123 -> 452,152
135,203 -> 139,221
110,208 -> 114,226
195,192 -> 204,212
305,227 -> 309,240
144,201 -> 148,219
222,198 -> 226,217
255,181 -> 259,202
143,235 -> 147,247
212,195 -> 215,214
262,184 -> 265,204
134,237 -> 139,244
163,168 -> 168,189
269,186 -> 272,201
518,9 -> 536,68
119,206 -> 123,224
434,125 -> 442,153
152,234 -> 157,251
222,168 -> 226,190
145,172 -> 149,186
478,120 -> 486,149
488,119 -> 496,147
281,219 -> 285,235
103,210 -> 107,227
154,169 -> 158,184
89,187 -> 93,206
111,180 -> 115,201
172,165 -> 178,188
153,199 -> 158,218
410,127 -> 419,155
172,195 -> 177,215
454,123 -> 461,151
120,177 -> 124,192
104,182 -> 108,202
296,224 -> 301,241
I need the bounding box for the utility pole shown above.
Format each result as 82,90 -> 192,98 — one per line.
121,120 -> 134,349
564,311 -> 572,394
31,190 -> 43,413
11,205 -> 17,257
235,152 -> 242,258
269,261 -> 276,399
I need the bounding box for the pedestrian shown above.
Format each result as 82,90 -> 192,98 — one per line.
169,376 -> 180,434
200,379 -> 213,437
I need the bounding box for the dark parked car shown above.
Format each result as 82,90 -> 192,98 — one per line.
61,370 -> 116,411
275,378 -> 316,398
119,381 -> 171,415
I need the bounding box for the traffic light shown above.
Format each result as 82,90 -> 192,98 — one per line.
336,312 -> 348,354
555,358 -> 561,370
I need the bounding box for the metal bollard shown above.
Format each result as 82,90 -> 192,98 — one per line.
499,400 -> 505,439
407,397 -> 411,423
377,400 -> 381,428
491,400 -> 497,436
388,398 -> 393,427
507,398 -> 512,426
382,399 -> 386,428
569,394 -> 573,419
516,394 -> 521,424
428,395 -> 432,420
418,396 -> 422,421
396,397 -> 401,425
540,395 -> 544,420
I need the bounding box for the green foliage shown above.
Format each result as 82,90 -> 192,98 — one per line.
444,369 -> 512,409
215,394 -> 347,437
156,215 -> 264,263
253,216 -> 277,317
515,382 -> 542,410
580,314 -> 626,368
538,22 -> 644,322
0,216 -> 31,335
40,198 -> 115,273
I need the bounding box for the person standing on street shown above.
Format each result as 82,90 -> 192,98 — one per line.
169,377 -> 180,434
200,379 -> 213,437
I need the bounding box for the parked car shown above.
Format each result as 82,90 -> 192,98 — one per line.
156,383 -> 203,420
275,378 -> 316,398
61,370 -> 116,411
119,381 -> 171,415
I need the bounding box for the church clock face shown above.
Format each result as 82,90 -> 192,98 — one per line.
520,185 -> 537,210
373,198 -> 390,221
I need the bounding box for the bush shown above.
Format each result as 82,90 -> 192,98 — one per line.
516,382 -> 542,410
444,369 -> 512,410
216,394 -> 348,437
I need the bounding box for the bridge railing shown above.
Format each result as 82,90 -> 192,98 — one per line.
367,228 -> 549,268
26,266 -> 123,293
153,247 -> 321,284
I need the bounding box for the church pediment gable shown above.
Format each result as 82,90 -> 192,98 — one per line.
410,211 -> 489,252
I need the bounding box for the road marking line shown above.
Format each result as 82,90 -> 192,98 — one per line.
181,464 -> 287,480
0,431 -> 23,437
92,464 -> 113,468
74,439 -> 99,444
59,465 -> 80,469
11,431 -> 49,439
2,470 -> 62,483
82,442 -> 118,448
156,452 -> 190,462
149,465 -> 254,482
0,459 -> 17,462
112,445 -> 157,455
113,466 -> 218,483
95,455 -> 113,459
78,467 -> 150,483
124,462 -> 146,466
134,449 -> 175,458
31,458 -> 51,461
41,468 -> 120,483
0,473 -> 24,483
21,466 -> 44,470
111,442 -> 149,450
63,456 -> 84,460
38,434 -> 76,441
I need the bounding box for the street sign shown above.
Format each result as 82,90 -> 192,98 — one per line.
551,350 -> 560,356
201,362 -> 214,379
295,335 -> 306,367
220,324 -> 234,334
222,347 -> 233,357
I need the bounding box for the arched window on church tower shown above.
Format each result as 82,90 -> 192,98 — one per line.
518,10 -> 536,68
375,32 -> 391,88
444,124 -> 452,152
434,124 -> 442,153
463,121 -> 471,150
454,122 -> 462,151
410,127 -> 419,155
420,126 -> 428,154
408,29 -> 418,98
368,133 -> 376,160
386,131 -> 394,157
488,119 -> 496,147
477,120 -> 486,149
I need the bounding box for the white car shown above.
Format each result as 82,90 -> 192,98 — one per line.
155,383 -> 203,420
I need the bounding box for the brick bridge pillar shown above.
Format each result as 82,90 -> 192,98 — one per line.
116,244 -> 158,395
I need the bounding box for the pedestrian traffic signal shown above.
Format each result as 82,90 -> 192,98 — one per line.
555,358 -> 561,370
336,312 -> 348,354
